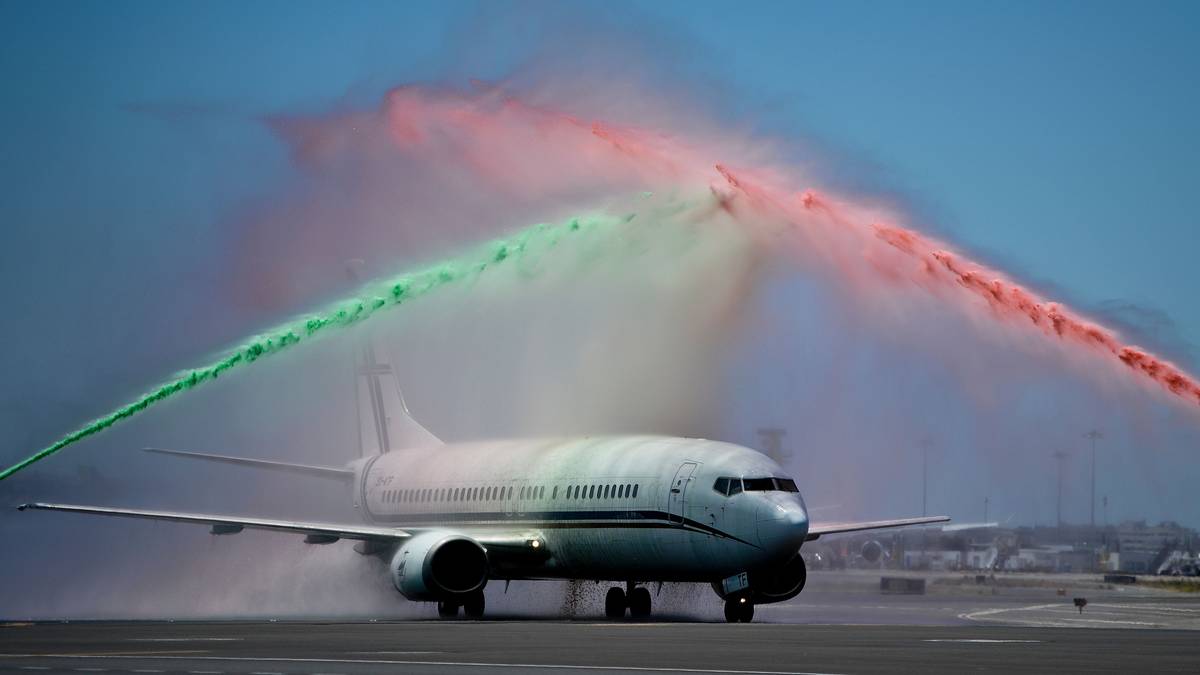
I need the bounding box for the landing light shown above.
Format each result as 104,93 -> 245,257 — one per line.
739,597 -> 747,604
529,539 -> 541,548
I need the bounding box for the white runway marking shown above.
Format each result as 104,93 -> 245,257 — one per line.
916,634 -> 1041,638
959,601 -> 1200,629
0,654 -> 846,675
126,634 -> 241,638
350,651 -> 443,655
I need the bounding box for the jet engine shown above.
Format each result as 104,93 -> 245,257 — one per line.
713,553 -> 807,605
860,539 -> 884,564
389,531 -> 489,601
749,552 -> 807,604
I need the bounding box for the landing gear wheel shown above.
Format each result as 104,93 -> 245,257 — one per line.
437,600 -> 459,618
628,586 -> 652,618
463,590 -> 485,619
604,587 -> 627,619
724,597 -> 754,623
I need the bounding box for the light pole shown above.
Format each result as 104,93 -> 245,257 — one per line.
1084,430 -> 1103,528
1053,450 -> 1069,531
920,438 -> 933,517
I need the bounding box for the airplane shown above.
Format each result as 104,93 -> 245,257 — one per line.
16,338 -> 948,623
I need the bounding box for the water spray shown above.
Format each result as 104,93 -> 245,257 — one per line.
0,214 -> 609,481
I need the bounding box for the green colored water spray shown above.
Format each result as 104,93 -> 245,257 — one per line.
0,213 -> 610,481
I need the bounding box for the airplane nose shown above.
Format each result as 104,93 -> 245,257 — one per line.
757,500 -> 809,554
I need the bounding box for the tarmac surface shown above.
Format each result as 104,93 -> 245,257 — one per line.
2,619 -> 1199,675
4,573 -> 1200,674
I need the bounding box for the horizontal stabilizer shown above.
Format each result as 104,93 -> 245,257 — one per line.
806,515 -> 950,541
144,447 -> 353,481
17,502 -> 408,543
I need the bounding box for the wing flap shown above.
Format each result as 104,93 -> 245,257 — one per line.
17,502 -> 408,543
806,515 -> 950,541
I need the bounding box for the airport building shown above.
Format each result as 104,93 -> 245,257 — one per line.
809,520 -> 1199,575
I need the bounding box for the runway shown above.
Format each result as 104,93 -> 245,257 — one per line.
5,573 -> 1199,674
3,619 -> 1198,675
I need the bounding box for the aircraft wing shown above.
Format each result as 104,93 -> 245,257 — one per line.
805,515 -> 950,541
17,502 -> 409,543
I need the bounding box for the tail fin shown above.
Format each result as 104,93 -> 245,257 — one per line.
353,355 -> 442,453
348,260 -> 442,455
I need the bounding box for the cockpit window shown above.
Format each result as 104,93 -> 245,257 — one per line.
775,478 -> 799,493
713,477 -> 743,496
741,477 -> 801,493
743,478 -> 775,492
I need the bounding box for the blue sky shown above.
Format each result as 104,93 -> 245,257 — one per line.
3,0 -> 1196,359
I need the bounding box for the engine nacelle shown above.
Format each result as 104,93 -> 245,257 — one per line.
712,553 -> 807,605
861,540 -> 884,564
390,531 -> 489,601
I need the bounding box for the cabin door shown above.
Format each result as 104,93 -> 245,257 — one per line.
667,462 -> 698,525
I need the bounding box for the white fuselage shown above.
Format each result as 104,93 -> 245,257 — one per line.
352,436 -> 810,582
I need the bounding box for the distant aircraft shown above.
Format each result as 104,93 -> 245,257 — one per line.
18,338 -> 947,623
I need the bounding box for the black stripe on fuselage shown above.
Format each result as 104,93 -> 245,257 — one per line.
366,508 -> 759,548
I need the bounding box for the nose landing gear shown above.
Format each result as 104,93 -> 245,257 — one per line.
724,596 -> 754,623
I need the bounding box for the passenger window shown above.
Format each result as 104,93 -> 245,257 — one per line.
539,486 -> 545,499
552,486 -> 558,499
632,484 -> 639,498
587,485 -> 595,499
602,485 -> 609,499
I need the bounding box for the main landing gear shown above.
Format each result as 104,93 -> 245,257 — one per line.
437,589 -> 486,619
605,583 -> 653,619
724,596 -> 754,623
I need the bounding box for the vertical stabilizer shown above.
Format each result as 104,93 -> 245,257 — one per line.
349,259 -> 443,456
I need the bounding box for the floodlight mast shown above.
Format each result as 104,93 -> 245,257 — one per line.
1084,430 -> 1103,528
